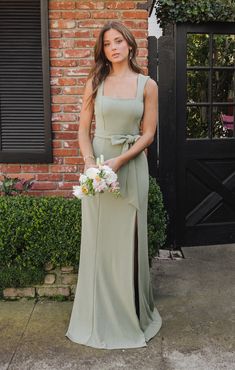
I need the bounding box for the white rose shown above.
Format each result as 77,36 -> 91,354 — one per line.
105,171 -> 117,185
86,167 -> 99,179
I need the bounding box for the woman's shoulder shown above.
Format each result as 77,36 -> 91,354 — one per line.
139,73 -> 157,90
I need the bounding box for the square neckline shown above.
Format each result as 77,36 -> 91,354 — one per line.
102,73 -> 140,101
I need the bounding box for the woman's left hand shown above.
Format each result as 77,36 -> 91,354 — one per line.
104,157 -> 123,173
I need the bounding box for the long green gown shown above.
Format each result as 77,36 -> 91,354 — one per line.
65,73 -> 162,349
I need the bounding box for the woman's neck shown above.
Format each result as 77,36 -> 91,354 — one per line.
109,63 -> 134,78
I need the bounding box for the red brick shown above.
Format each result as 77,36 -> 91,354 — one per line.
92,11 -> 119,19
53,149 -> 78,157
76,1 -> 104,10
50,20 -> 76,29
54,132 -> 78,140
132,30 -> 148,38
122,10 -> 147,19
63,140 -> 79,148
78,59 -> 94,67
77,19 -> 105,28
1,165 -> 21,173
52,140 -> 63,148
64,173 -> 80,181
51,87 -> 62,95
52,95 -> 79,104
74,39 -> 95,48
53,123 -> 79,131
64,49 -> 91,58
58,182 -> 78,189
137,39 -> 148,48
36,174 -> 63,181
123,20 -> 147,29
50,165 -> 78,173
62,11 -> 90,19
64,105 -> 81,113
52,113 -> 78,122
106,1 -> 135,9
50,30 -> 62,38
32,182 -> 58,190
50,50 -> 63,58
65,68 -> 89,77
50,68 -> 64,77
57,78 -> 77,86
21,165 -> 49,173
63,86 -> 84,95
50,39 -> 62,48
75,30 -> 91,38
137,48 -> 148,57
51,105 -> 62,113
64,157 -> 84,165
49,1 -> 76,10
51,60 -> 77,67
49,11 -> 61,19
54,157 -> 64,165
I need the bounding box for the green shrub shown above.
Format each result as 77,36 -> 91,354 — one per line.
148,176 -> 167,261
0,176 -> 167,294
155,0 -> 235,27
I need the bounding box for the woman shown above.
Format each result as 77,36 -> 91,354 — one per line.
66,21 -> 162,349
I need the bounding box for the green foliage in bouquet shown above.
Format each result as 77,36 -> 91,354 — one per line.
0,176 -> 167,295
155,0 -> 235,27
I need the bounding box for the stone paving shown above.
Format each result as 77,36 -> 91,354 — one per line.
0,244 -> 234,370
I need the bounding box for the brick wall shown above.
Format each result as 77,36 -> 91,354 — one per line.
0,0 -> 149,197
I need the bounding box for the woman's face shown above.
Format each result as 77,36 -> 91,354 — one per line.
103,28 -> 130,65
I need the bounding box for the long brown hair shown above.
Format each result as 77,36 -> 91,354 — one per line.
88,21 -> 144,102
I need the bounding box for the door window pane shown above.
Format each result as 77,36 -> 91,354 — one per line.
213,34 -> 235,67
187,70 -> 209,103
212,106 -> 234,138
187,34 -> 209,66
187,106 -> 209,139
212,70 -> 235,102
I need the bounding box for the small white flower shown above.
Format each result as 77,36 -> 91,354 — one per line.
79,174 -> 88,184
72,186 -> 84,199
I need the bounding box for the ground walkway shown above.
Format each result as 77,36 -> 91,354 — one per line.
0,244 -> 234,370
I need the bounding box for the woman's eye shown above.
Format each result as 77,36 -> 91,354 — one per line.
117,39 -> 122,43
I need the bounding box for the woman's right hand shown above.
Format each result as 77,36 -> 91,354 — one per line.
84,159 -> 97,172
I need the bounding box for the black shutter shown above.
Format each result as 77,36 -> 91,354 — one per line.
0,0 -> 52,163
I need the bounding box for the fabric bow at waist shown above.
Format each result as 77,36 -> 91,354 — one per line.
94,133 -> 141,210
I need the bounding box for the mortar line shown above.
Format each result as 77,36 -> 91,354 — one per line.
6,300 -> 38,369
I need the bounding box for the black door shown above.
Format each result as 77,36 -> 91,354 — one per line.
176,23 -> 235,246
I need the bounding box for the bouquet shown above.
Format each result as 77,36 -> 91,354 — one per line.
73,155 -> 120,199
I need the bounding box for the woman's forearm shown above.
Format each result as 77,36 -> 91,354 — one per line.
118,132 -> 154,167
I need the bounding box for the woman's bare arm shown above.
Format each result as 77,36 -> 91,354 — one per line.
78,78 -> 96,169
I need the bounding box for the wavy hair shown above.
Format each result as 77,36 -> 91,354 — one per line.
88,21 -> 144,102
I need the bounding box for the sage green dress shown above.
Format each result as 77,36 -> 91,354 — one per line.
66,74 -> 162,349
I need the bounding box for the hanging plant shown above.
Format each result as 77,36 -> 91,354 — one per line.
155,0 -> 235,27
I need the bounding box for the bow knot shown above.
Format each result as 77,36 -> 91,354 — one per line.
111,134 -> 140,153
110,134 -> 141,210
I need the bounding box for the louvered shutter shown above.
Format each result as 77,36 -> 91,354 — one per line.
0,0 -> 52,163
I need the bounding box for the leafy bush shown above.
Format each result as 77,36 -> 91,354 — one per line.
148,176 -> 167,262
155,0 -> 235,27
0,176 -> 167,294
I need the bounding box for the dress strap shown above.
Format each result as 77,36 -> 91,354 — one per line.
136,74 -> 150,101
